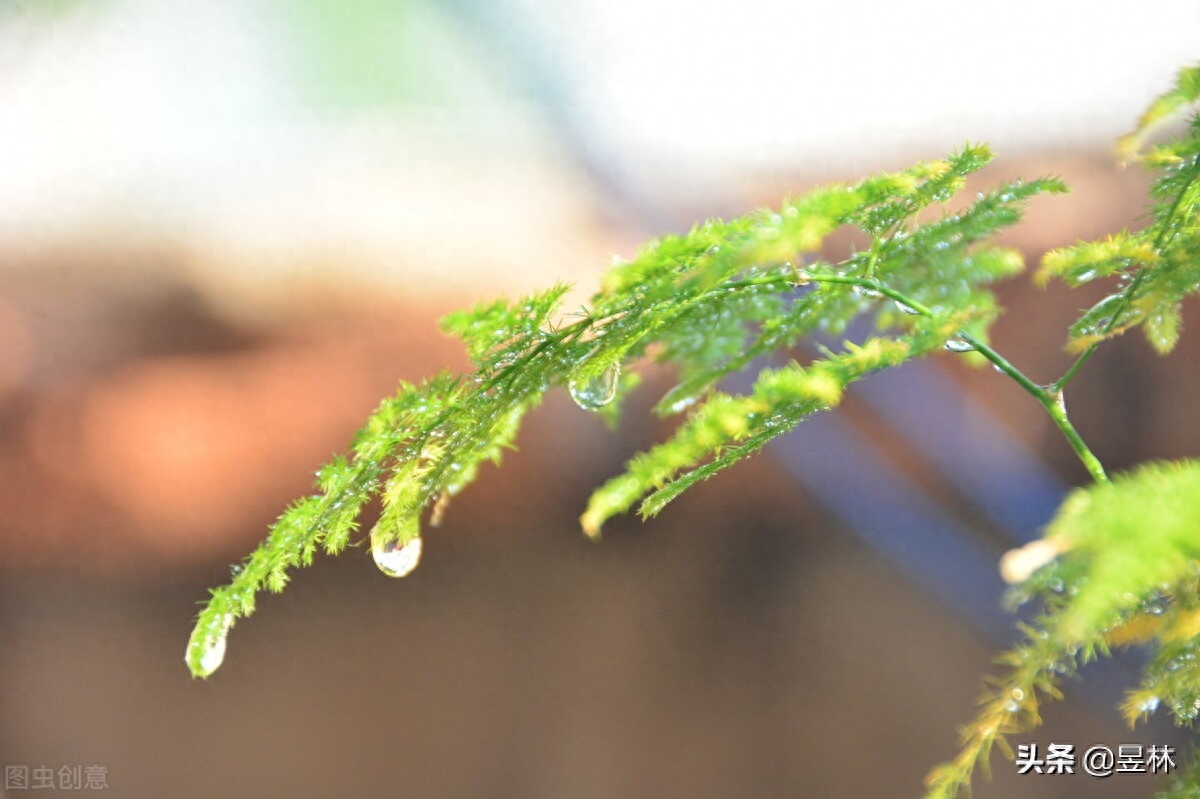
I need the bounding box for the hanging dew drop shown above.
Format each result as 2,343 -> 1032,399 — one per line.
197,632 -> 227,677
894,300 -> 920,315
569,362 -> 620,410
852,285 -> 882,299
187,614 -> 233,678
372,537 -> 423,578
944,337 -> 974,353
1138,695 -> 1161,714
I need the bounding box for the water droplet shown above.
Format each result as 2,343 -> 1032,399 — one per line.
669,395 -> 697,413
1003,699 -> 1019,713
853,285 -> 882,299
188,614 -> 233,678
1138,695 -> 1161,714
894,300 -> 920,315
373,537 -> 423,578
569,363 -> 621,410
229,563 -> 244,578
1075,294 -> 1125,337
944,337 -> 974,353
1011,688 -> 1025,701
198,632 -> 227,677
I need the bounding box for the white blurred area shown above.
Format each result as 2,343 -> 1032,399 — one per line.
0,0 -> 1197,301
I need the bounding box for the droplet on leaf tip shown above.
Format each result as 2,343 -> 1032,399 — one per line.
197,633 -> 227,677
373,537 -> 423,578
569,363 -> 620,410
188,615 -> 232,678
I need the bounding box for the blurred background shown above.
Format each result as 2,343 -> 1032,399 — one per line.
2,1 -> 1199,796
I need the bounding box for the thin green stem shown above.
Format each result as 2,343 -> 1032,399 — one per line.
960,333 -> 1108,483
1051,344 -> 1095,395
954,332 -> 1048,405
803,272 -> 1110,483
862,221 -> 902,280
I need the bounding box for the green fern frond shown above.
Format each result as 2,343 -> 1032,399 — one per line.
926,459 -> 1200,797
182,54 -> 1200,799
186,144 -> 1062,677
1118,63 -> 1200,161
926,68 -> 1200,782
440,283 -> 572,369
924,614 -> 1102,799
1043,460 -> 1200,642
185,372 -> 463,675
1045,112 -> 1200,355
1039,232 -> 1159,286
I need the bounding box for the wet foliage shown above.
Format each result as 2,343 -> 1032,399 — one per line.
185,57 -> 1200,799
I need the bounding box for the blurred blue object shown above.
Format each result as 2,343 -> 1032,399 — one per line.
724,354 -> 1067,642
853,362 -> 1067,540
765,406 -> 1019,641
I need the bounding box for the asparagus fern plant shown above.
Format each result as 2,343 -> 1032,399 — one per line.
188,62 -> 1200,799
